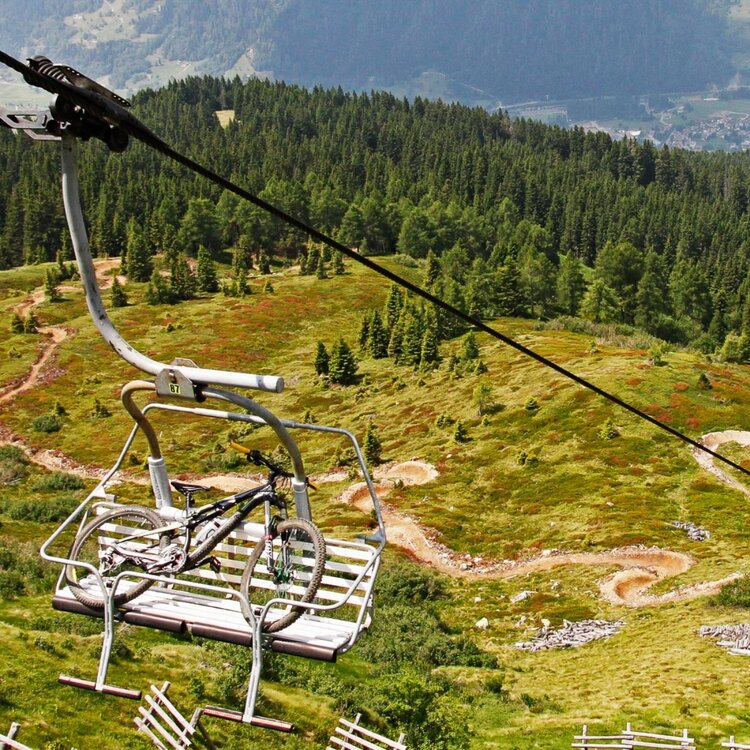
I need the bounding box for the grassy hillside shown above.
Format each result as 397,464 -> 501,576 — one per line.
3,256 -> 750,748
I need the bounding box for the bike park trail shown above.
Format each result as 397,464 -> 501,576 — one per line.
0,265 -> 746,607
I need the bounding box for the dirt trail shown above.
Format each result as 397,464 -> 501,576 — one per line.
1,268 -> 743,608
692,430 -> 750,497
336,460 -> 740,607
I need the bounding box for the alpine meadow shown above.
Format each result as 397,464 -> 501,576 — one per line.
5,34 -> 750,750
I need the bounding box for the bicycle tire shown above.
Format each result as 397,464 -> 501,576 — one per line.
66,506 -> 167,610
241,518 -> 326,633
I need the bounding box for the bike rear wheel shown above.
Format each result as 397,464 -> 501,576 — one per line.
241,518 -> 326,633
66,506 -> 166,610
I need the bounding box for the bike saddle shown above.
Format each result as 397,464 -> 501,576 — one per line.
170,480 -> 211,497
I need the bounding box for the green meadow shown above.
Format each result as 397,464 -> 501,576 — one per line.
2,256 -> 750,748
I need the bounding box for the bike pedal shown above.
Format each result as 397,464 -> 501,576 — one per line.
208,556 -> 222,573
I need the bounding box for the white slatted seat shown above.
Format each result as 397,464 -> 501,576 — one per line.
328,713 -> 406,750
53,512 -> 378,663
723,739 -> 750,749
0,724 -> 33,750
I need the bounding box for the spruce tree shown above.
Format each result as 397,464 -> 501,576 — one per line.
10,312 -> 24,334
462,332 -> 479,361
419,326 -> 441,370
316,257 -> 328,279
110,277 -> 128,308
170,253 -> 196,301
24,311 -> 38,334
145,270 -> 174,305
328,338 -> 358,385
258,250 -> 271,274
44,269 -> 61,303
196,246 -> 219,293
424,250 -> 441,288
307,247 -> 320,275
125,222 -> 153,282
332,250 -> 345,275
314,341 -> 330,376
358,313 -> 372,351
368,310 -> 389,359
383,284 -> 403,332
363,422 -> 383,466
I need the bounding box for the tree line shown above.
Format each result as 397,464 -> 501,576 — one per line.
4,75 -> 750,356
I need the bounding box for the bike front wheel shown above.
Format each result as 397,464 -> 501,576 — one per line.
241,518 -> 326,633
65,506 -> 166,610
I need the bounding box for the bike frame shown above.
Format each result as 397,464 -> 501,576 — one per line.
107,481 -> 286,576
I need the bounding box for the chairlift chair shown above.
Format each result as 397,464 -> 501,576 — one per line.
2,96 -> 386,732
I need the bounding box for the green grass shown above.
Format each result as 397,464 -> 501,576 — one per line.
4,259 -> 750,747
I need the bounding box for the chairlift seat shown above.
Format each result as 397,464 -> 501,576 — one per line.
52,513 -> 379,663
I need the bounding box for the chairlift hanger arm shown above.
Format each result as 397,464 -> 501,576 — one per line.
2,48 -> 748,478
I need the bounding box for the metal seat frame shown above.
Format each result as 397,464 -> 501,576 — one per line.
2,115 -> 387,732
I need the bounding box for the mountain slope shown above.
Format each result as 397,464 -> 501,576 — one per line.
0,0 -> 737,106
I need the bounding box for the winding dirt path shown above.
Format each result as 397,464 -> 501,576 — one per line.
336,460 -> 741,607
1,269 -> 745,609
692,430 -> 750,497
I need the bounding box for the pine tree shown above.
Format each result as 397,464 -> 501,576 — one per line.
462,332 -> 479,361
363,422 -> 383,466
424,250 -> 441,288
44,269 -> 61,303
110,277 -> 128,308
145,270 -> 174,305
316,257 -> 328,279
170,253 -> 196,301
328,338 -> 358,385
24,311 -> 38,334
125,221 -> 153,282
332,250 -> 345,275
368,311 -> 389,358
196,246 -> 219,293
314,341 -> 330,376
10,312 -> 24,334
258,250 -> 271,274
263,280 -> 274,293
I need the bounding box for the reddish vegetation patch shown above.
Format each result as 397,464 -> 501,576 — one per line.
607,454 -> 628,468
686,417 -> 700,430
644,404 -> 672,423
668,393 -> 687,409
674,382 -> 689,392
625,377 -> 644,386
630,466 -> 644,475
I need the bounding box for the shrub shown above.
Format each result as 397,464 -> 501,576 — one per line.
32,414 -> 61,433
452,420 -> 469,443
31,472 -> 84,492
7,497 -> 79,523
524,396 -> 540,411
697,372 -> 712,390
598,418 -> 619,440
713,576 -> 750,608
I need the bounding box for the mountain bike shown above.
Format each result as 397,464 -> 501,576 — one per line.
65,446 -> 326,633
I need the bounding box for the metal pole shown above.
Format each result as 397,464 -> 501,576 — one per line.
59,134 -> 284,394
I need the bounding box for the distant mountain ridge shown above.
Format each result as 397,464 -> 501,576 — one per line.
0,0 -> 738,107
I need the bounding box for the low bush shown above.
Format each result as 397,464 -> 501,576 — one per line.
713,576 -> 750,608
32,414 -> 61,433
31,472 -> 84,492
